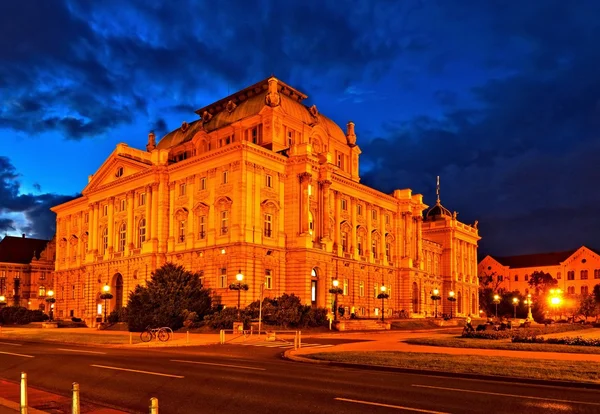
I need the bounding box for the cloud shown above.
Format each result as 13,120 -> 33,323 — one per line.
0,156 -> 77,239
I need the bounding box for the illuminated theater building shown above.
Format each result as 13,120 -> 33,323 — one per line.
51,77 -> 480,325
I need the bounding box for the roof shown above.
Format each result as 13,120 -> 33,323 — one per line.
424,201 -> 452,220
0,236 -> 51,265
491,249 -> 578,269
156,76 -> 349,150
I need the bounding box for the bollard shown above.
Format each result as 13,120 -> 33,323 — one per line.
149,397 -> 159,414
186,330 -> 189,344
219,329 -> 224,344
72,382 -> 80,414
298,330 -> 302,349
20,372 -> 27,414
130,332 -> 133,345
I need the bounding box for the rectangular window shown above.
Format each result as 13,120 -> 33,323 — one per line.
581,270 -> 588,280
341,232 -> 348,252
385,214 -> 390,225
179,183 -> 186,196
221,211 -> 229,234
514,275 -> 519,281
199,216 -> 206,239
498,275 -> 504,281
222,170 -> 229,184
357,204 -> 362,216
581,285 -> 589,295
103,205 -> 108,216
84,213 -> 89,224
264,214 -> 273,237
357,237 -> 363,256
200,177 -> 207,190
343,279 -> 348,296
308,184 -> 312,196
179,221 -> 186,242
120,199 -> 126,211
72,285 -> 76,300
595,269 -> 600,279
359,281 -> 364,297
248,125 -> 263,144
386,243 -> 391,261
341,199 -> 347,211
265,270 -> 272,290
266,174 -> 273,188
139,193 -> 146,206
525,274 -> 529,281
287,129 -> 294,147
373,283 -> 379,299
372,240 -> 377,257
567,271 -> 575,280
219,268 -> 227,288
372,209 -> 377,220
557,272 -> 561,280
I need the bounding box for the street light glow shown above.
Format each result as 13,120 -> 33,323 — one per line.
103,284 -> 110,293
512,297 -> 519,304
433,288 -> 439,296
550,297 -> 561,305
48,290 -> 54,297
0,295 -> 5,302
380,285 -> 387,292
449,291 -> 455,298
332,279 -> 339,287
236,270 -> 244,282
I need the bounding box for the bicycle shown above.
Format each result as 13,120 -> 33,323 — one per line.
140,326 -> 171,342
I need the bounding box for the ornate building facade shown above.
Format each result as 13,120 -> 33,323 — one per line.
479,246 -> 600,296
0,235 -> 55,310
51,77 -> 480,325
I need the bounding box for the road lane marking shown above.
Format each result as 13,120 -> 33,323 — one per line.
412,385 -> 600,407
171,359 -> 266,371
90,364 -> 184,378
0,351 -> 34,358
58,348 -> 106,355
335,397 -> 449,413
0,342 -> 22,347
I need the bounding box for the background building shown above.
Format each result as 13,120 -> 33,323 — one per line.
0,235 -> 55,310
478,246 -> 600,296
51,77 -> 480,325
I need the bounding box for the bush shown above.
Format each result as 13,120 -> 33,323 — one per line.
0,306 -> 48,325
108,307 -> 128,324
513,336 -> 600,347
463,323 -> 593,340
203,307 -> 251,330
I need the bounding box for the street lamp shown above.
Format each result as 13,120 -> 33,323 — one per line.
228,270 -> 248,321
100,284 -> 113,323
447,291 -> 456,319
45,290 -> 56,321
377,285 -> 389,322
328,279 -> 343,322
0,295 -> 6,309
512,297 -> 519,319
430,288 -> 441,318
493,294 -> 500,318
524,293 -> 533,320
549,289 -> 562,320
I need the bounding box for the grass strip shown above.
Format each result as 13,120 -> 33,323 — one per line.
403,337 -> 600,354
307,351 -> 600,383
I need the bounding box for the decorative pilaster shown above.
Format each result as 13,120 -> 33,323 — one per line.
126,191 -> 135,254
416,215 -> 423,266
298,173 -> 312,235
366,203 -> 372,261
320,180 -> 332,240
144,185 -> 152,246
107,198 -> 115,254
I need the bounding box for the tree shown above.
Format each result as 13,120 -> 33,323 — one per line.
527,271 -> 558,295
578,295 -> 599,322
127,263 -> 212,331
593,284 -> 600,304
478,272 -> 504,316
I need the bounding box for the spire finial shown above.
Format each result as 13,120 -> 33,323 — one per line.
436,175 -> 441,204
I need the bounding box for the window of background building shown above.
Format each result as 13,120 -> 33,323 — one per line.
266,174 -> 272,188
120,199 -> 126,211
568,286 -> 575,294
359,281 -> 365,297
40,272 -> 46,280
581,270 -> 588,280
557,272 -> 561,279
198,216 -> 206,239
139,193 -> 146,206
0,277 -> 5,295
264,214 -> 272,237
179,183 -> 186,196
357,204 -> 362,215
594,269 -> 600,279
265,270 -> 272,289
200,177 -> 207,190
119,223 -> 126,251
222,170 -> 229,184
221,211 -> 229,234
581,286 -> 589,295
372,209 -> 377,220
138,218 -> 146,247
38,286 -> 46,297
343,279 -> 348,295
102,228 -> 108,253
525,274 -> 529,281
567,271 -> 575,280
514,275 -> 519,281
219,268 -> 227,288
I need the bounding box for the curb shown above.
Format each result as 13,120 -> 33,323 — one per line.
0,396 -> 48,414
0,336 -> 219,349
283,350 -> 600,390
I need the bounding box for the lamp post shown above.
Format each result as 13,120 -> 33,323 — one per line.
228,270 -> 248,321
493,294 -> 500,319
45,290 -> 55,321
0,295 -> 6,309
512,297 -> 519,319
447,291 -> 456,319
377,286 -> 389,322
100,285 -> 113,323
430,288 -> 441,318
329,279 -> 343,322
524,293 -> 533,320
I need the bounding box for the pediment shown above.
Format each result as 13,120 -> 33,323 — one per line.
561,246 -> 600,266
83,149 -> 152,195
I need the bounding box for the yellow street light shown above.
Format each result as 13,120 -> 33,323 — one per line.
0,295 -> 5,302
103,284 -> 110,293
236,270 -> 244,282
48,290 -> 54,297
512,297 -> 519,319
379,285 -> 388,322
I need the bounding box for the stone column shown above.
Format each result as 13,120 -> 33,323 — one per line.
145,185 -> 152,245
380,208 -> 386,263
366,203 -> 372,261
350,197 -> 357,259
416,216 -> 423,266
333,190 -> 341,254
320,180 -> 332,240
167,181 -> 176,251
107,198 -> 115,255
187,176 -> 195,246
126,191 -> 134,254
151,183 -> 159,240
298,173 -> 311,234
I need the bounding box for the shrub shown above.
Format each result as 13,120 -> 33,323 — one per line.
203,307 -> 251,330
0,306 -> 48,325
513,336 -> 600,347
299,306 -> 328,328
108,307 -> 128,324
463,323 -> 592,340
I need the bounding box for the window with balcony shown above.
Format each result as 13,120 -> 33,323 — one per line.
198,216 -> 206,239
221,211 -> 229,235
179,220 -> 186,242
264,214 -> 273,237
265,269 -> 272,289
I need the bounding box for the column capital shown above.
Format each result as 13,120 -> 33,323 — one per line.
298,172 -> 312,183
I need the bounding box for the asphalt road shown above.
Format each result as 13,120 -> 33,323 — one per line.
1,339 -> 599,414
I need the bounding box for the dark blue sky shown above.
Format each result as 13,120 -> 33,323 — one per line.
1,0 -> 600,257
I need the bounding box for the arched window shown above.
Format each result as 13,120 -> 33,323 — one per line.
138,218 -> 146,247
311,267 -> 318,304
102,228 -> 108,254
118,223 -> 126,252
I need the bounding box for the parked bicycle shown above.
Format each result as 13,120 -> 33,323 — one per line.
140,326 -> 173,342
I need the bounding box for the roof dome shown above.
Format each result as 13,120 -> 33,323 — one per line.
425,201 -> 452,219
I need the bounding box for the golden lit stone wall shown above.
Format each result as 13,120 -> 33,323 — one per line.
51,77 -> 480,325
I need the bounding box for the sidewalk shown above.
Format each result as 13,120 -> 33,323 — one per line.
0,380 -> 125,413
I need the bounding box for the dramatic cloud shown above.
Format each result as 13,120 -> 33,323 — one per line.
0,156 -> 77,239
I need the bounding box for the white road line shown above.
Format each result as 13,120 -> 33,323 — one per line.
90,364 -> 184,378
305,344 -> 334,348
57,348 -> 106,355
412,385 -> 600,407
0,351 -> 34,358
0,342 -> 22,347
335,397 -> 449,413
171,359 -> 266,371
